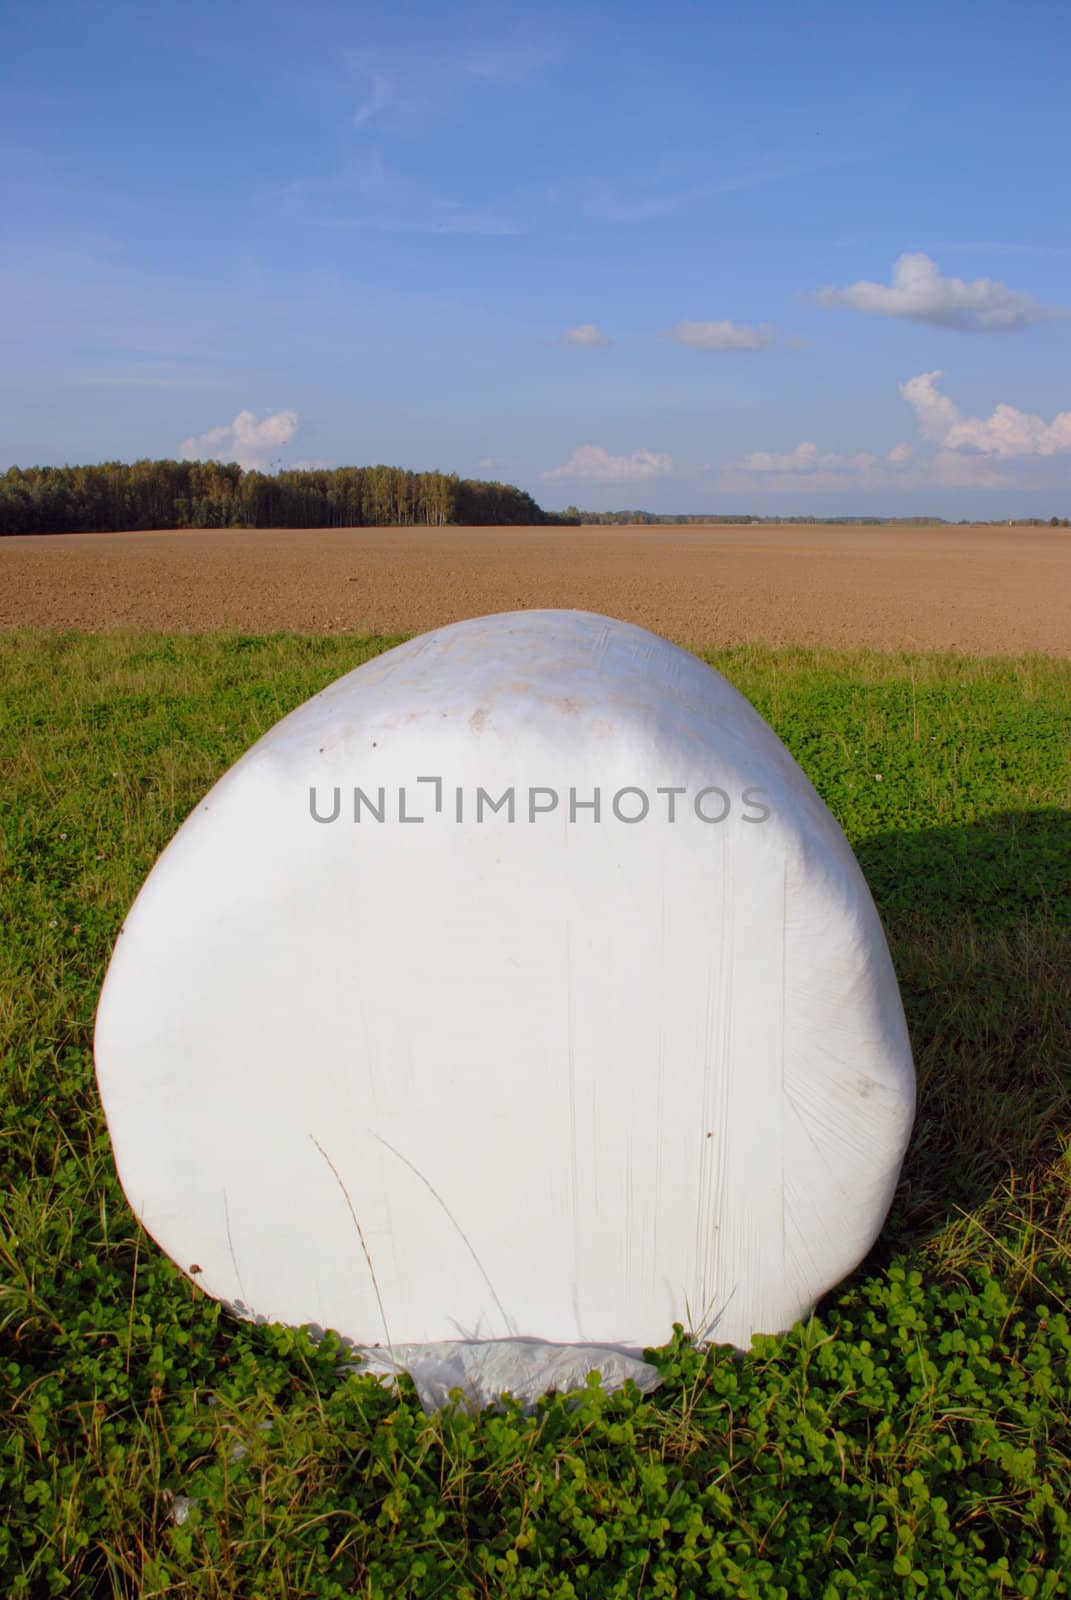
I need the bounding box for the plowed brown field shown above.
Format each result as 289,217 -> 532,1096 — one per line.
1,522 -> 1068,654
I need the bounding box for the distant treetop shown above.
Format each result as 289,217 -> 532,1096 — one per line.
0,459 -> 573,536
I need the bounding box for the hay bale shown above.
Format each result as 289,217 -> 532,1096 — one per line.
95,610 -> 914,1396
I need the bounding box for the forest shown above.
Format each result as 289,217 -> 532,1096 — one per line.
0,459 -> 573,535
4,463 -> 1066,535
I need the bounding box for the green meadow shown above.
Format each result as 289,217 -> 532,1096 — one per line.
1,630 -> 1069,1599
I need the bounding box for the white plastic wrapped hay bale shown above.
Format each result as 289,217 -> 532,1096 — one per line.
94,609 -> 915,1411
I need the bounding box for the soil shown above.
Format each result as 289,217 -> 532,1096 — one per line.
1,522 -> 1068,654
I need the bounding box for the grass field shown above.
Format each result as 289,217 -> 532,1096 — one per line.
2,630 -> 1070,1598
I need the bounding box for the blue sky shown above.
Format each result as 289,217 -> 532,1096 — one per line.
3,0 -> 1071,516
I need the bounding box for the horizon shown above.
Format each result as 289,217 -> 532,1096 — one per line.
3,0 -> 1070,520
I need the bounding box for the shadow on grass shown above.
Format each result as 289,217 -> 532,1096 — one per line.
838,806 -> 1071,1280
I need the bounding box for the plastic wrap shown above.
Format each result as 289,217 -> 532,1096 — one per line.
94,610 -> 915,1405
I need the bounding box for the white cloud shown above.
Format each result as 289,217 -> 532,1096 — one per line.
463,44 -> 557,84
560,323 -> 614,349
720,439 -> 1008,497
717,370 -> 1071,496
735,442 -> 848,474
542,445 -> 674,483
668,320 -> 778,352
346,38 -> 556,134
346,66 -> 450,138
898,370 -> 964,442
478,455 -> 508,472
927,450 -> 1008,490
901,371 -> 1071,457
815,252 -> 1062,331
180,408 -> 298,472
718,448 -> 904,498
352,73 -> 397,129
582,149 -> 852,224
273,145 -> 522,237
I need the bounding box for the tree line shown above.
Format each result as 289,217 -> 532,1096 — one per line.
0,459 -> 569,536
570,510 -> 1071,527
5,463 -> 1067,535
562,508 -> 752,525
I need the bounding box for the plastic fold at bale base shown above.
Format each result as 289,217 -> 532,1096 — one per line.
345,1340 -> 665,1415
93,608 -> 916,1410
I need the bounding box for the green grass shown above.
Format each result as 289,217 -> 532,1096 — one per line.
1,629 -> 1069,1599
